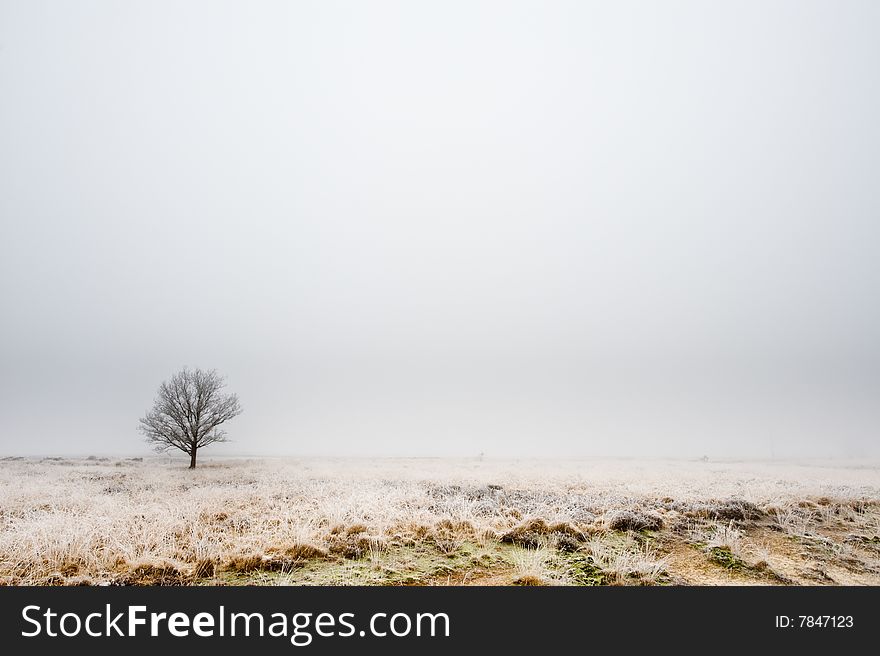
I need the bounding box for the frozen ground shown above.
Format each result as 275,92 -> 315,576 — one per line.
0,456 -> 878,586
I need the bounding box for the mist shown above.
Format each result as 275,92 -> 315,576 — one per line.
1,1 -> 878,458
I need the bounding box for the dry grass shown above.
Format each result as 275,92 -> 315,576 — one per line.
706,522 -> 744,557
586,535 -> 669,584
0,456 -> 877,585
510,545 -> 560,585
605,509 -> 663,532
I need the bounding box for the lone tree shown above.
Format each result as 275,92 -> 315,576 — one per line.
139,367 -> 242,468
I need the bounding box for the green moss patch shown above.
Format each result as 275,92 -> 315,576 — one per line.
707,546 -> 745,570
560,553 -> 607,586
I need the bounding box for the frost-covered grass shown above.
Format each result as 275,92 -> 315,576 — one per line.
0,456 -> 877,585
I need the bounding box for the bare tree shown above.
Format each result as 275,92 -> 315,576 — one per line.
139,368 -> 242,468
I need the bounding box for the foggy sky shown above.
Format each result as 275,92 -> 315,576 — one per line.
1,1 -> 878,458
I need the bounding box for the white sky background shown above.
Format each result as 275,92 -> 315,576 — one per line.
1,1 -> 878,458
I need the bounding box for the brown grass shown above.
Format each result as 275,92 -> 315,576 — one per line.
605,509 -> 663,532
512,575 -> 547,586
119,563 -> 191,586
193,558 -> 216,578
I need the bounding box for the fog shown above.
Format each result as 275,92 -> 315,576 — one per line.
1,1 -> 878,458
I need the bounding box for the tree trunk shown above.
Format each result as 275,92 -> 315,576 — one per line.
189,449 -> 197,469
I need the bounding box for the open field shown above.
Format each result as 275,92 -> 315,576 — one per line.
1,456 -> 878,586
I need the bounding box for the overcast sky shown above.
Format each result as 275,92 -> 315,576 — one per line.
1,1 -> 878,458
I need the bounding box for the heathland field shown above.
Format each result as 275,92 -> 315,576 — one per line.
1,457 -> 878,586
